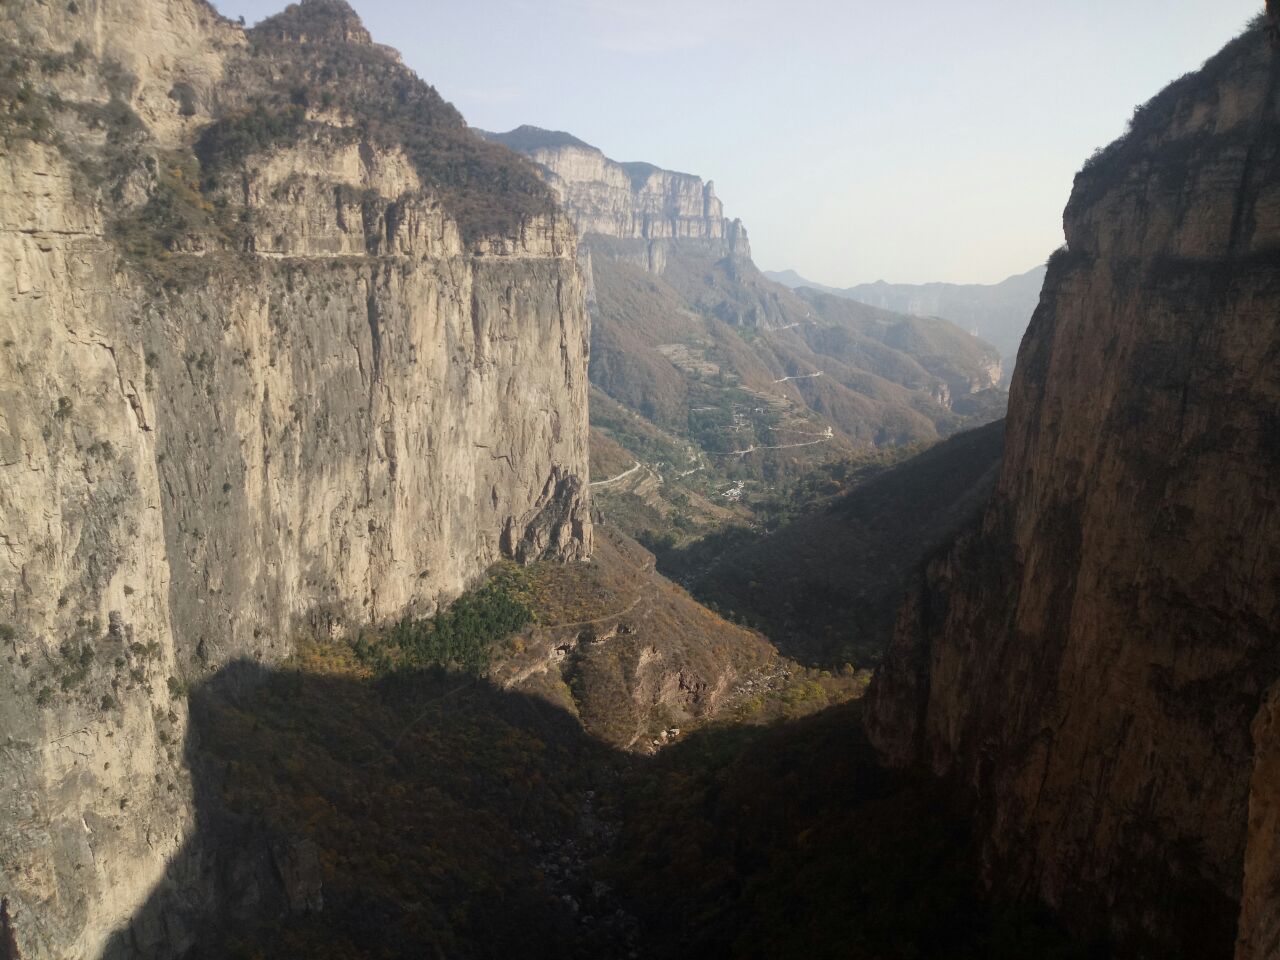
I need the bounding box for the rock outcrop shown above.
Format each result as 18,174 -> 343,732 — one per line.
866,18 -> 1280,958
481,125 -> 749,268
0,2 -> 590,957
491,528 -> 778,752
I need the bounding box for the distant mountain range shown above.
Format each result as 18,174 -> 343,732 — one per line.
764,265 -> 1047,382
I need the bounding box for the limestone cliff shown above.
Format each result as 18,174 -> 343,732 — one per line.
866,18 -> 1280,958
0,1 -> 590,957
482,125 -> 748,270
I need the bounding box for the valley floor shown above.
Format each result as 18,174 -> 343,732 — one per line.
112,666 -> 1089,959
101,513 -> 1089,960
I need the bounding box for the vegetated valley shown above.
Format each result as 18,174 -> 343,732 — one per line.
1,2 -> 1277,960
483,121 -> 1012,655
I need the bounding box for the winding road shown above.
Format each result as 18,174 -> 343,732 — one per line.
590,461 -> 642,487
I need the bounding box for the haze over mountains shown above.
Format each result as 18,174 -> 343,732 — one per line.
766,265 -> 1047,383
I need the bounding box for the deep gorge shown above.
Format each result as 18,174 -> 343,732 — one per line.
1,2 -> 1277,959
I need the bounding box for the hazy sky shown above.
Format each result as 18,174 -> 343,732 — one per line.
213,0 -> 1260,285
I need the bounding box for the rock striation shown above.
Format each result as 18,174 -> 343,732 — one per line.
482,125 -> 749,271
0,1 -> 590,957
865,18 -> 1280,959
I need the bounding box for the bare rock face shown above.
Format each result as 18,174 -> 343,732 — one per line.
481,126 -> 750,270
0,1 -> 590,957
1240,684 -> 1280,960
501,466 -> 591,565
866,20 -> 1280,958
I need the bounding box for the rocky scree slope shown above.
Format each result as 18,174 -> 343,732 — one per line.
866,19 -> 1280,959
0,1 -> 590,957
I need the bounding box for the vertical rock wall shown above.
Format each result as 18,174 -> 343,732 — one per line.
482,126 -> 752,271
0,2 -> 591,957
866,20 -> 1280,958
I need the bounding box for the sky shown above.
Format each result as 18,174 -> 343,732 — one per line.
212,0 -> 1261,286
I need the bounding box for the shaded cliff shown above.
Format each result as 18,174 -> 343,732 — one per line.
0,1 -> 589,957
866,18 -> 1280,958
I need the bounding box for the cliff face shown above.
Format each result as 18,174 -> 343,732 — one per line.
866,20 -> 1280,958
482,126 -> 748,268
0,2 -> 590,957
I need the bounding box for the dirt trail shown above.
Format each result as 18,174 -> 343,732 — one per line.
590,461 -> 641,487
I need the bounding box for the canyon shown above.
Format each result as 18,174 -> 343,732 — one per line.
0,1 -> 1276,958
489,125 -> 1005,426
488,124 -> 1008,558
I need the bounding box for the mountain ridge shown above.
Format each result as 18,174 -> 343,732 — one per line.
492,123 -> 1005,466
766,264 -> 1047,381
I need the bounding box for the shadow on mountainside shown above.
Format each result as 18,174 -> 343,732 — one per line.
101,659 -> 631,960
97,656 -> 1094,960
610,702 -> 1100,960
657,420 -> 1006,670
